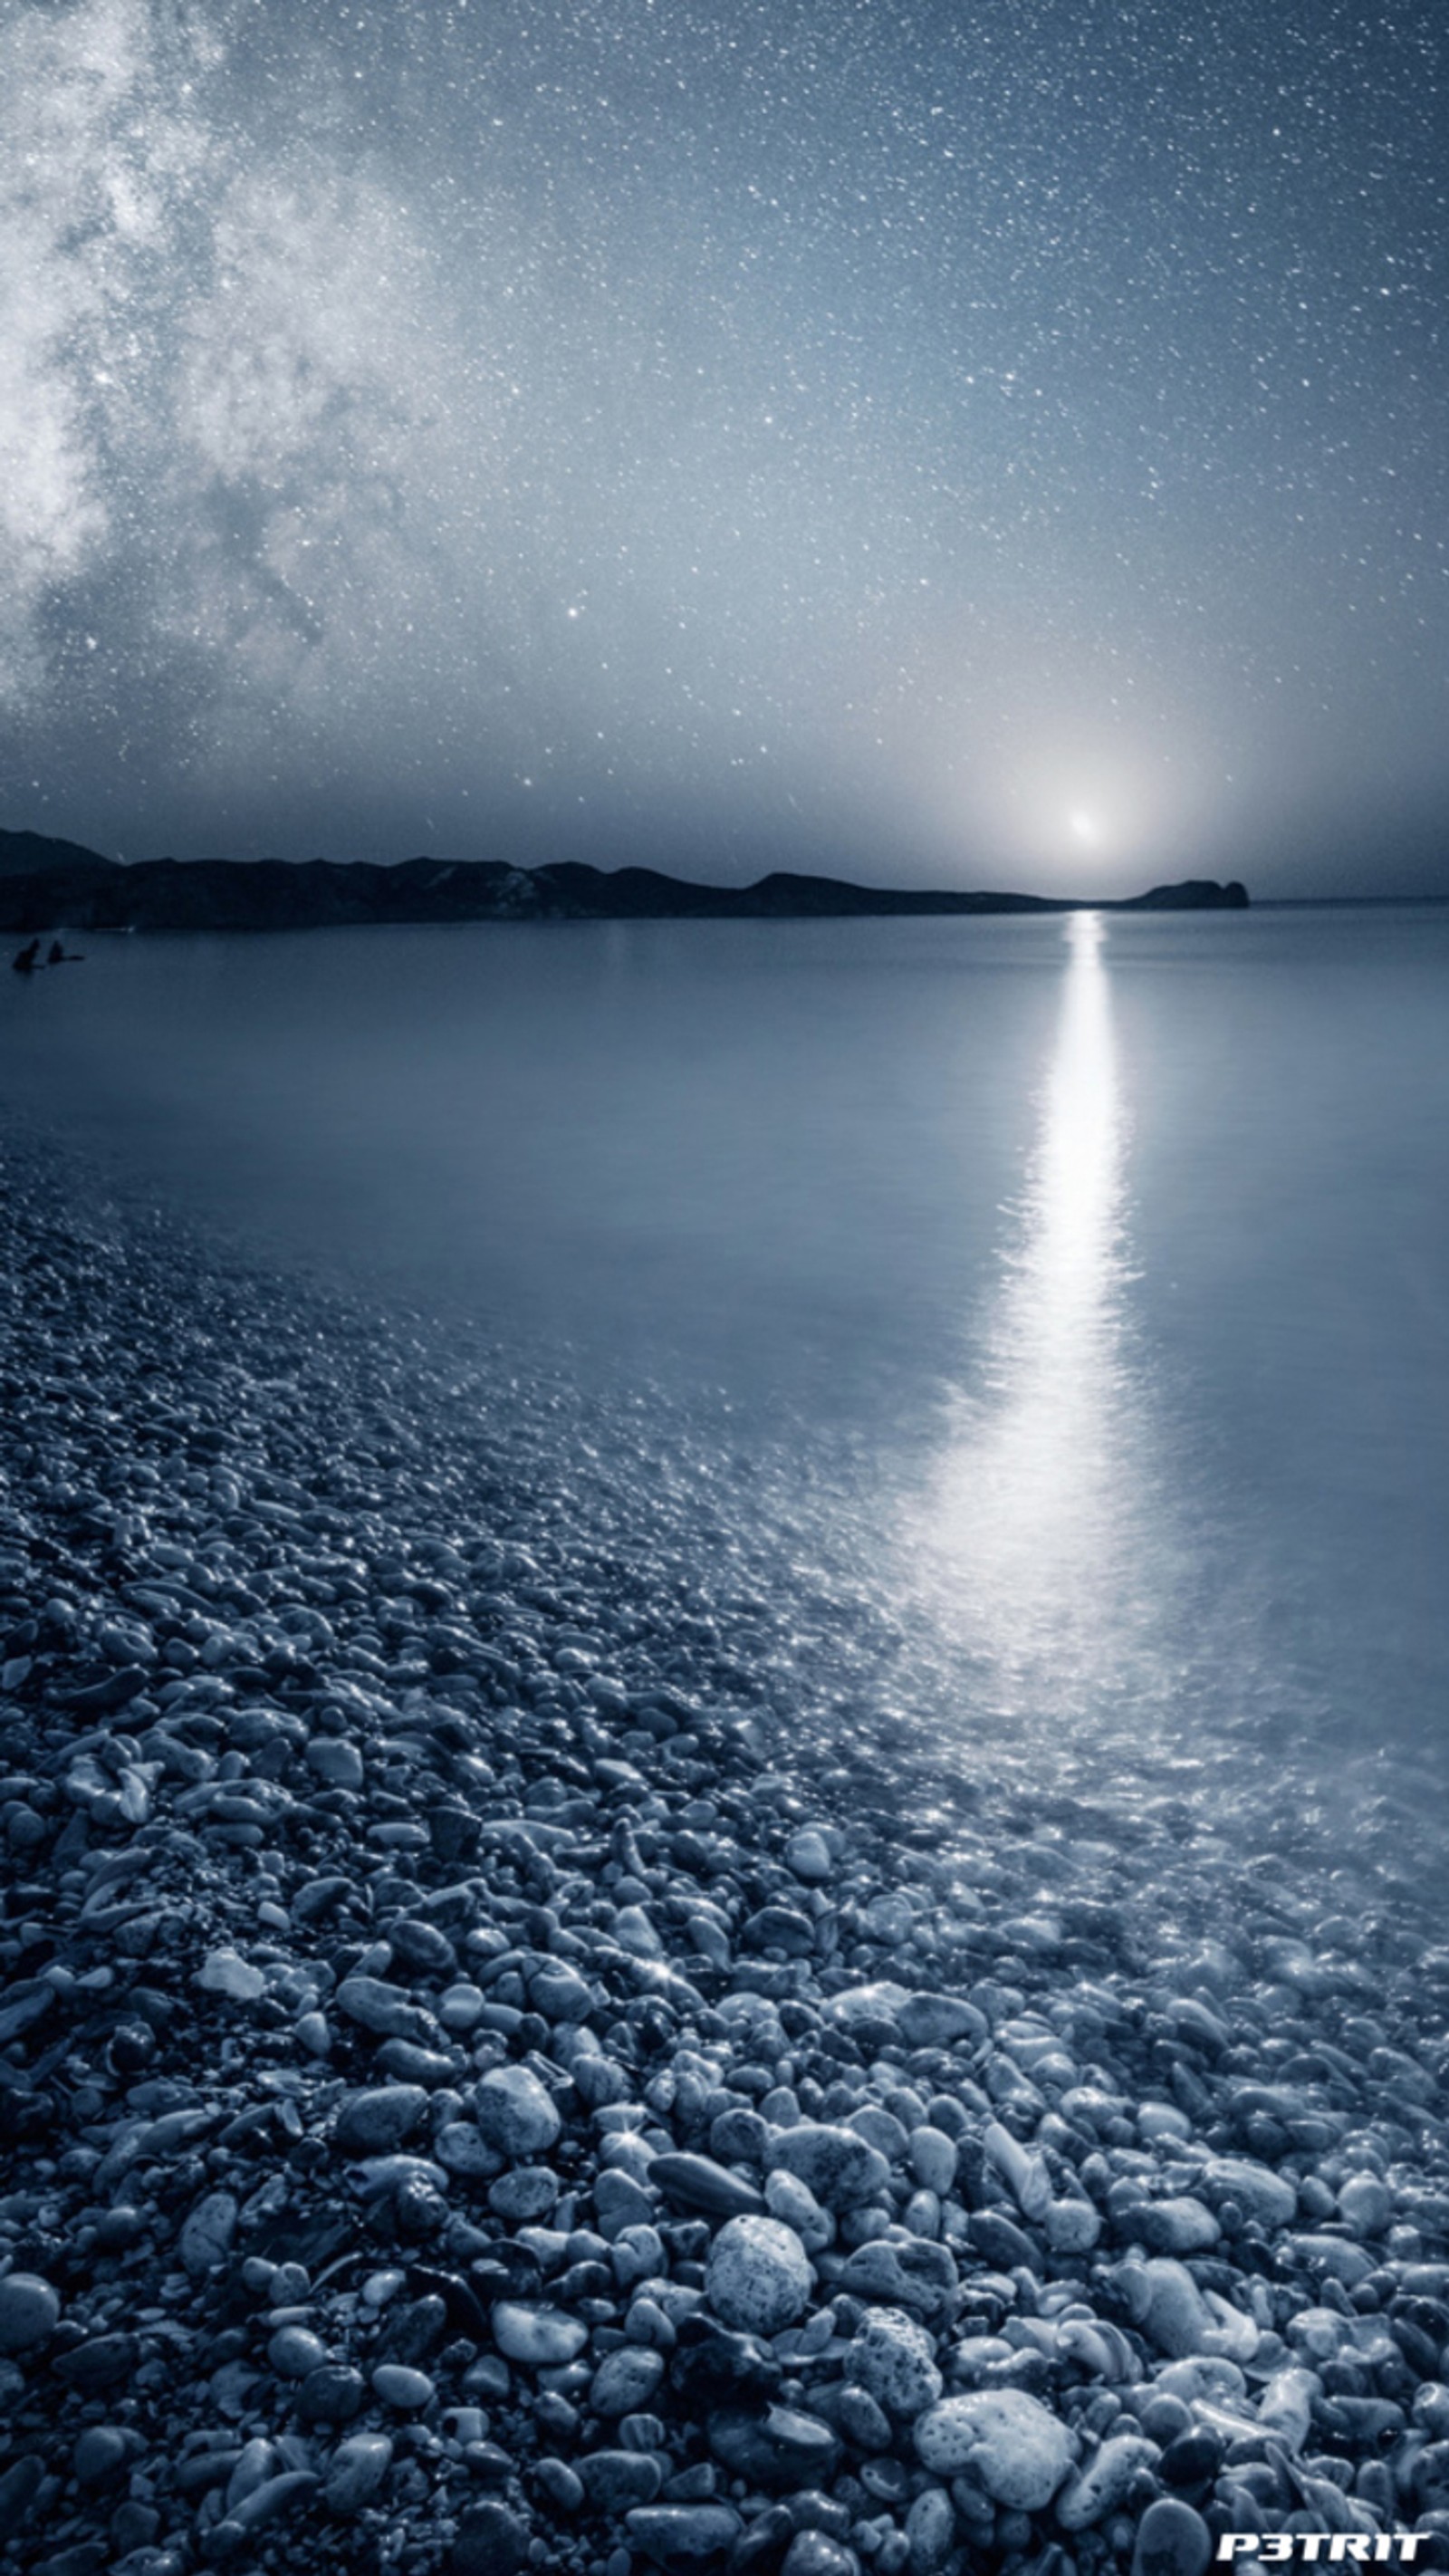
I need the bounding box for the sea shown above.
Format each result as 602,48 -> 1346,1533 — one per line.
5,901 -> 1448,1804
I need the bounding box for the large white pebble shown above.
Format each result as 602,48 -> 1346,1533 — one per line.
705,2215 -> 813,2335
914,2389 -> 1076,2509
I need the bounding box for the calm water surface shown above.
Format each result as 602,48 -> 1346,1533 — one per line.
5,904 -> 1448,1776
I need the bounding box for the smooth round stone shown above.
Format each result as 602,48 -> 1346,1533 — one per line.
648,2152 -> 766,2220
297,2364 -> 366,2424
846,2307 -> 944,2420
1256,2364 -> 1318,2451
612,1906 -> 663,1957
897,1992 -> 986,2048
782,2532 -> 857,2576
474,2065 -> 562,2158
491,2302 -> 590,2367
450,2500 -> 533,2574
1137,2104 -> 1193,2144
1056,2432 -> 1162,2528
196,1947 -> 266,2002
1131,2497 -> 1214,2576
439,1982 -> 485,2032
1116,2259 -> 1214,2358
179,2189 -> 238,2277
1134,2199 -> 1221,2257
269,2325 -> 329,2379
72,2425 -> 130,2485
0,2273 -> 60,2354
835,2384 -> 890,2455
489,2167 -> 561,2222
1045,2197 -> 1101,2254
305,1735 -> 364,1787
769,2123 -> 891,2213
785,1828 -> 832,1881
1339,2172 -> 1394,2235
764,2169 -> 834,2253
1199,2157 -> 1297,2230
389,1916 -> 456,1973
334,2084 -> 428,2156
909,2127 -> 957,2196
436,2122 -> 504,2178
706,2216 -> 813,2336
915,2389 -> 1077,2509
371,2362 -> 436,2410
906,2486 -> 955,2571
838,2237 -> 958,2319
529,1965 -> 593,2022
577,2449 -> 665,2512
324,2433 -> 393,2514
590,2346 -> 667,2417
625,2504 -> 744,2567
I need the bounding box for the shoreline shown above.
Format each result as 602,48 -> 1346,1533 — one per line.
2,1129 -> 1449,2576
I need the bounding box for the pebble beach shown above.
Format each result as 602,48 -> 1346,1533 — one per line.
5,1127 -> 1449,2576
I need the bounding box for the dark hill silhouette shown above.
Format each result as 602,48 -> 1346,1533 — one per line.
0,827 -> 1248,931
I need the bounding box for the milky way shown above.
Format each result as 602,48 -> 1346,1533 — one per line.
2,0 -> 1445,889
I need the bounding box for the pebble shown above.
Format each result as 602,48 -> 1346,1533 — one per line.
845,2307 -> 944,2419
323,2432 -> 393,2513
491,2302 -> 590,2366
449,2499 -> 533,2574
334,2083 -> 428,2154
3,1136 -> 1449,2576
195,1947 -> 265,2002
590,2345 -> 667,2414
914,2389 -> 1077,2508
769,2124 -> 891,2212
1132,2497 -> 1214,2576
474,2064 -> 563,2158
705,2214 -> 814,2335
370,2361 -> 436,2408
178,2188 -> 238,2275
0,2272 -> 61,2353
625,2504 -> 744,2566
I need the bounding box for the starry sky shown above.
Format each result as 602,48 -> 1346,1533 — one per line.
1,0 -> 1445,896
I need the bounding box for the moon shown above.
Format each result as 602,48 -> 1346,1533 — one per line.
1070,811 -> 1100,844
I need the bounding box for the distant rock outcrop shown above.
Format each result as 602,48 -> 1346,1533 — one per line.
0,827 -> 1249,933
0,826 -> 118,877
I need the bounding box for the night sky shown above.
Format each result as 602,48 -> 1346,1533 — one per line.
2,0 -> 1445,896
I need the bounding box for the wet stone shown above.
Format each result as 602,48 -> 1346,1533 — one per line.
769,2124 -> 890,2213
324,2432 -> 393,2514
179,2188 -> 238,2276
915,2389 -> 1077,2509
578,2446 -> 665,2510
591,2344 -> 667,2416
0,2272 -> 60,2353
845,2306 -> 944,2419
625,2502 -> 744,2566
491,2302 -> 590,2367
72,2425 -> 131,2485
474,2064 -> 562,2158
649,2151 -> 767,2218
449,2500 -> 533,2574
705,2214 -> 813,2335
780,2536 -> 859,2576
1132,2497 -> 1214,2576
269,2324 -> 329,2379
305,1735 -> 363,1788
296,2362 -> 366,2424
334,2083 -> 428,2154
336,1975 -> 437,2043
371,2360 -> 436,2409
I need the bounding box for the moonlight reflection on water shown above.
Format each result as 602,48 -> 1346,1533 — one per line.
917,911 -> 1175,1724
